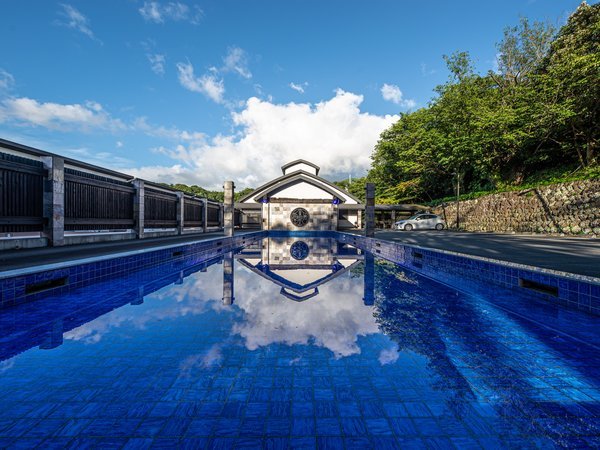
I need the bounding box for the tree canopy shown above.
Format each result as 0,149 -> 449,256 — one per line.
369,2 -> 599,204
166,184 -> 254,202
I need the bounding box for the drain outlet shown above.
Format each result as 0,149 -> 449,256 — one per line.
26,276 -> 68,295
519,278 -> 558,297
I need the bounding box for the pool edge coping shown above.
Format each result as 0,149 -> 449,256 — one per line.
0,231 -> 266,280
1,230 -> 598,286
337,231 -> 600,286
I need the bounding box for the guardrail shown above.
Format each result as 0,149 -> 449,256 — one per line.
0,138 -> 224,250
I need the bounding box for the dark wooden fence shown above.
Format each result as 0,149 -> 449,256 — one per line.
64,168 -> 135,231
234,208 -> 262,229
206,202 -> 221,227
144,188 -> 178,229
0,140 -> 224,245
184,197 -> 203,228
0,152 -> 45,233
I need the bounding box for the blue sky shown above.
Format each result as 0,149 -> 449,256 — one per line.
0,0 -> 587,188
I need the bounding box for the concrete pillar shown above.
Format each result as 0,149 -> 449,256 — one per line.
332,205 -> 339,231
41,156 -> 65,247
262,203 -> 269,230
391,210 -> 396,229
177,192 -> 184,235
363,253 -> 375,306
131,286 -> 144,306
39,319 -> 63,350
222,251 -> 234,305
133,179 -> 145,239
223,181 -> 235,237
365,183 -> 375,238
203,198 -> 208,233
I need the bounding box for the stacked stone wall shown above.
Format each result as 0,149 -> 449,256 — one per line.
433,179 -> 600,236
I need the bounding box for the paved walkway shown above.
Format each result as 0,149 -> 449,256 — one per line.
0,231 -> 258,273
371,230 -> 600,279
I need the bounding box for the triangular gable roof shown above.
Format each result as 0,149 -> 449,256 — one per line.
239,169 -> 361,204
280,287 -> 319,302
237,258 -> 361,301
281,159 -> 320,175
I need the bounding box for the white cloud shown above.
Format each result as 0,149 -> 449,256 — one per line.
139,1 -> 203,24
147,53 -> 166,75
176,61 -> 225,104
116,141 -> 124,148
289,82 -> 308,94
133,116 -> 206,142
61,251 -> 379,359
127,89 -> 398,189
222,47 -> 252,79
60,147 -> 134,168
176,47 -> 252,104
378,347 -> 400,365
0,97 -> 126,132
420,63 -> 436,77
231,260 -> 379,358
0,69 -> 15,91
380,83 -> 416,109
124,164 -> 199,185
0,360 -> 15,374
57,3 -> 101,43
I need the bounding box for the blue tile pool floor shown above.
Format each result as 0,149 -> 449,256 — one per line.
1,236 -> 600,449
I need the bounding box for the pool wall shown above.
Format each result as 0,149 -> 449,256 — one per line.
2,229 -> 599,317
337,232 -> 600,317
0,253 -> 228,363
0,231 -> 266,308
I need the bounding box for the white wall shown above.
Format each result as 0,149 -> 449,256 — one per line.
272,181 -> 333,199
283,162 -> 318,176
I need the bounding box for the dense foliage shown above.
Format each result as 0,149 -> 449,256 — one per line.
369,2 -> 599,204
334,177 -> 368,202
166,183 -> 254,202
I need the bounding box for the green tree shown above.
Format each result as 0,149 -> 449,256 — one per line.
494,18 -> 555,87
334,176 -> 368,202
368,4 -> 595,205
539,1 -> 599,166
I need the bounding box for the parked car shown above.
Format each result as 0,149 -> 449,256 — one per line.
394,213 -> 445,231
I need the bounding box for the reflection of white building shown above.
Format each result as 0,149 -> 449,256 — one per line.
236,160 -> 363,231
237,237 -> 363,302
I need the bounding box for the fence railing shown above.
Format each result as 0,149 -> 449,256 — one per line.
0,138 -> 224,248
0,152 -> 46,233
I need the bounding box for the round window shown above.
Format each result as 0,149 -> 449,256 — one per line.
290,208 -> 310,227
290,241 -> 310,260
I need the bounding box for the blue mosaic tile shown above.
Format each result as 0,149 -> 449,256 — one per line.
1,233 -> 600,448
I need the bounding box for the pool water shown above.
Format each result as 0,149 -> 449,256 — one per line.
1,236 -> 600,449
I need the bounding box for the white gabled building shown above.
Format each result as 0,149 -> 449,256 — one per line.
236,159 -> 363,231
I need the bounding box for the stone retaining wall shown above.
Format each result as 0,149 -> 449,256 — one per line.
433,179 -> 600,236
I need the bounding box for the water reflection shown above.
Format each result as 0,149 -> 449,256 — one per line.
222,251 -> 234,305
236,237 -> 363,303
0,236 -> 599,447
0,257 -> 218,356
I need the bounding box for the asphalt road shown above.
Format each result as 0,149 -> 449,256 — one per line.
373,230 -> 600,278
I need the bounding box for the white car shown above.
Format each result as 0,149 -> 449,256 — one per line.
394,213 -> 445,231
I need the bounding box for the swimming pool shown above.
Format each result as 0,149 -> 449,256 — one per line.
1,233 -> 600,448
